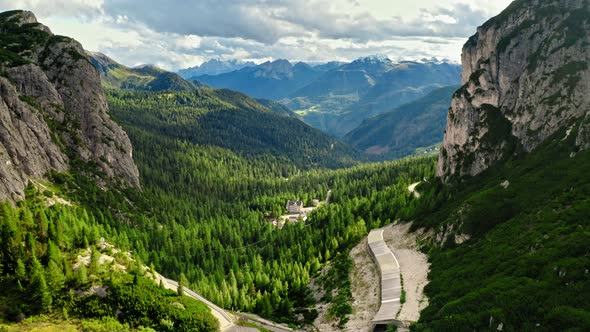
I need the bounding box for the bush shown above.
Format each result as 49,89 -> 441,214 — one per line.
81,317 -> 129,332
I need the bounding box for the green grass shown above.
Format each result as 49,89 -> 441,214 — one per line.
400,274 -> 406,305
18,95 -> 41,110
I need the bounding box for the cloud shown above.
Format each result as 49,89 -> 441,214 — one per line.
0,0 -> 103,18
0,0 -> 513,70
423,4 -> 492,37
101,0 -> 491,45
102,0 -> 304,44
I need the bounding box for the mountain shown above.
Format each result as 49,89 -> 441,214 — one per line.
287,56 -> 394,107
0,10 -> 221,331
345,85 -> 457,159
408,1 -> 590,330
178,59 -> 256,78
339,54 -> 396,76
193,59 -> 323,100
311,61 -> 346,72
437,0 -> 590,181
352,60 -> 461,117
3,3 -> 590,331
89,52 -> 197,91
285,57 -> 461,137
0,10 -> 139,201
284,55 -> 397,110
189,55 -> 461,138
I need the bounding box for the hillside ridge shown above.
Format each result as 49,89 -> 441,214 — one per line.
89,51 -> 198,92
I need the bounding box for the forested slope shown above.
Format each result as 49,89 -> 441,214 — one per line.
107,88 -> 359,171
345,86 -> 456,160
408,128 -> 590,331
0,184 -> 218,331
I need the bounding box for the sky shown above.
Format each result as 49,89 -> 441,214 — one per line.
0,0 -> 513,71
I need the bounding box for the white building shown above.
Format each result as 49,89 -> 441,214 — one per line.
286,200 -> 303,214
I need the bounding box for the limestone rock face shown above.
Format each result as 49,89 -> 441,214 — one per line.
0,76 -> 68,201
0,10 -> 139,201
437,0 -> 590,181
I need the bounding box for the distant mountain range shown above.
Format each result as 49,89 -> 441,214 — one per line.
192,59 -> 323,100
178,59 -> 257,78
90,53 -> 458,161
187,55 -> 461,137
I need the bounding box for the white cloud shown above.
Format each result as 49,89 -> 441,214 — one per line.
0,0 -> 103,18
0,0 -> 515,70
175,35 -> 202,50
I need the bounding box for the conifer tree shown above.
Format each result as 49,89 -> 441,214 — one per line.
77,264 -> 88,286
31,260 -> 51,312
46,260 -> 65,297
15,258 -> 26,282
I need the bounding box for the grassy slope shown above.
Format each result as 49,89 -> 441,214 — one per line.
88,53 -> 196,92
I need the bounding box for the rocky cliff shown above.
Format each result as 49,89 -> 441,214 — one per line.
0,10 -> 139,201
437,0 -> 590,181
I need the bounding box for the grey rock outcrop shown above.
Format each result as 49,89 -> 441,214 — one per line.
0,76 -> 68,201
437,0 -> 590,181
0,10 -> 139,201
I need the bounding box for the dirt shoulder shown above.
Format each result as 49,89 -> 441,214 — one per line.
382,223 -> 430,322
345,236 -> 380,332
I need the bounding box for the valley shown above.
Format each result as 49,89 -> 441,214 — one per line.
0,1 -> 590,332
192,56 -> 461,142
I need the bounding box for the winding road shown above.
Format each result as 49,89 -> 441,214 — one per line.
160,276 -> 234,331
367,228 -> 402,328
160,275 -> 295,332
408,182 -> 421,198
233,312 -> 294,332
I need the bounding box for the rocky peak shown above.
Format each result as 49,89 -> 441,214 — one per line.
293,62 -> 313,71
354,54 -> 392,64
177,59 -> 256,78
340,54 -> 395,77
88,51 -> 118,73
255,59 -> 294,80
437,0 -> 590,181
0,10 -> 140,201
